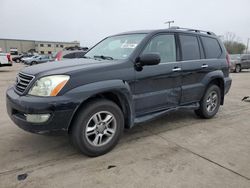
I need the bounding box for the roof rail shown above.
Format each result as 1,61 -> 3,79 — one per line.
169,26 -> 216,36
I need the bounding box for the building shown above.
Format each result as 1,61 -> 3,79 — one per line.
0,38 -> 80,55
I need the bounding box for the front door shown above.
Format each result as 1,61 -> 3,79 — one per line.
133,34 -> 182,116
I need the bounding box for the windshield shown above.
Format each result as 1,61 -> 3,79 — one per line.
85,34 -> 146,60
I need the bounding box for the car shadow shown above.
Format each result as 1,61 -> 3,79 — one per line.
3,110 -> 201,169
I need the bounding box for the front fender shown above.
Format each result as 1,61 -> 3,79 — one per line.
64,79 -> 134,128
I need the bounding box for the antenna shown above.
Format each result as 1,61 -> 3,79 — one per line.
164,20 -> 174,28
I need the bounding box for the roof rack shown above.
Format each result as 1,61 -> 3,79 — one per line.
169,26 -> 216,36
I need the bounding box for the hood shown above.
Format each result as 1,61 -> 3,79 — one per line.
21,58 -> 121,76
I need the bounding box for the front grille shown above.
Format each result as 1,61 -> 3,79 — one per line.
15,72 -> 35,94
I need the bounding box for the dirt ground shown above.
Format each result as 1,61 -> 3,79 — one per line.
0,63 -> 249,188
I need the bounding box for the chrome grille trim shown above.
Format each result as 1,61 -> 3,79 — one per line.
15,72 -> 35,94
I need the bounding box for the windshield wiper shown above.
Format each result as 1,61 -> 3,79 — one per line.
93,55 -> 114,60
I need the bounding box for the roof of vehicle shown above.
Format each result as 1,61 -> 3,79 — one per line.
113,27 -> 217,38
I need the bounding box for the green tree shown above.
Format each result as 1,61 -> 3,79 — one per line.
222,32 -> 246,54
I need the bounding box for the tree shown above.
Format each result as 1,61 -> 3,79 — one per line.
222,32 -> 246,54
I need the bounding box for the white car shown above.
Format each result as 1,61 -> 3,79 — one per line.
0,53 -> 12,67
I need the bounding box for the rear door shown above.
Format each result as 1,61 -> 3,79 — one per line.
134,33 -> 182,116
246,55 -> 250,68
240,55 -> 248,69
179,34 -> 222,104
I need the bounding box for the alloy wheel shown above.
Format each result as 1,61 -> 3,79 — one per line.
85,111 -> 117,147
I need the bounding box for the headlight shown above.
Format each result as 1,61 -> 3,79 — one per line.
28,75 -> 70,96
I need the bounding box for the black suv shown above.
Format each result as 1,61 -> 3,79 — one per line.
6,27 -> 232,156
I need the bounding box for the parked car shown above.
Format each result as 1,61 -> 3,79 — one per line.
0,53 -> 12,67
54,50 -> 87,61
230,54 -> 250,73
239,54 -> 250,71
6,27 -> 232,156
13,54 -> 34,63
23,55 -> 52,65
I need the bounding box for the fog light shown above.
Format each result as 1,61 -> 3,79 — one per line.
25,114 -> 50,123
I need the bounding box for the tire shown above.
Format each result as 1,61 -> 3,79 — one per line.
195,85 -> 221,119
31,61 -> 36,65
70,99 -> 124,157
235,64 -> 241,73
16,59 -> 20,63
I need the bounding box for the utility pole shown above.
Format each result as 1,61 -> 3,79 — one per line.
164,20 -> 174,28
246,38 -> 249,54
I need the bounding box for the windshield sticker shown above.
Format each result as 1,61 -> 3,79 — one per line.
121,43 -> 138,49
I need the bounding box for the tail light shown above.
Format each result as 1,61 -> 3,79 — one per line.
55,51 -> 63,61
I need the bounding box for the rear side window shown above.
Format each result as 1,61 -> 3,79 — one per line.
179,35 -> 200,61
142,34 -> 176,63
201,37 -> 222,59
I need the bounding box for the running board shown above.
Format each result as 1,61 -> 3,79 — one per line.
134,102 -> 199,124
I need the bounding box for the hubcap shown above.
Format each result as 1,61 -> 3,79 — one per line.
85,111 -> 117,147
206,91 -> 218,113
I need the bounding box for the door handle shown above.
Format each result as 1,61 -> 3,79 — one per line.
201,64 -> 208,68
172,67 -> 181,72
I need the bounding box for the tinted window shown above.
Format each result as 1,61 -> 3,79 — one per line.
180,35 -> 200,61
63,52 -> 76,59
142,34 -> 176,63
201,37 -> 221,59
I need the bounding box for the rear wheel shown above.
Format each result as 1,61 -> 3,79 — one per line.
195,85 -> 221,119
235,64 -> 241,73
16,59 -> 20,63
31,61 -> 37,65
70,99 -> 124,157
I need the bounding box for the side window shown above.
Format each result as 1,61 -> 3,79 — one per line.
142,34 -> 176,63
201,37 -> 222,59
179,35 -> 200,61
241,55 -> 247,60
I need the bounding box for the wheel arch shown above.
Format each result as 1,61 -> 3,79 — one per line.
67,80 -> 134,134
206,77 -> 225,105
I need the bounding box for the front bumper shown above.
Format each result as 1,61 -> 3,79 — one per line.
6,87 -> 79,134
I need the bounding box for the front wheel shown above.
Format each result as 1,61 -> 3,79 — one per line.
195,85 -> 221,119
70,99 -> 124,157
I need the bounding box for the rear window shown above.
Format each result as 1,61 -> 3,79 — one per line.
201,37 -> 222,59
179,35 -> 200,61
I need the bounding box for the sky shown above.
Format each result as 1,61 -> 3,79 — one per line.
0,0 -> 250,47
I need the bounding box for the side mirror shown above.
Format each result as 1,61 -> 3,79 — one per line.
139,53 -> 161,66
